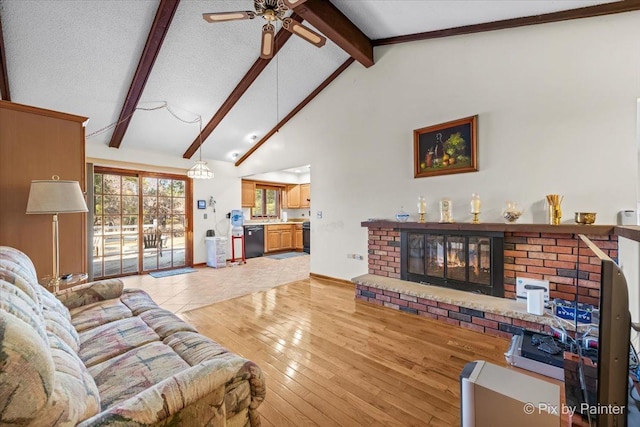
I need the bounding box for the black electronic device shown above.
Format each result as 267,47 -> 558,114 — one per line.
578,234 -> 637,427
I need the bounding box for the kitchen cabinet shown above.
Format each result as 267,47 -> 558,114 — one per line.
241,180 -> 256,207
286,184 -> 301,209
294,224 -> 303,250
300,183 -> 310,208
265,224 -> 295,253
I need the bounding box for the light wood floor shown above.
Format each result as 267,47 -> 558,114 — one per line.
181,277 -> 512,426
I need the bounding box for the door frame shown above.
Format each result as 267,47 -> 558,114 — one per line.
93,166 -> 193,277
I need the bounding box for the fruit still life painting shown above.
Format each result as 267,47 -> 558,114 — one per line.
413,115 -> 478,178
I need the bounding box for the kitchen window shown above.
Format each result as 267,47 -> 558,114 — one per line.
252,185 -> 280,219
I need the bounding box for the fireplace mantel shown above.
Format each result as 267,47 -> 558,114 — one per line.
361,220 -> 616,236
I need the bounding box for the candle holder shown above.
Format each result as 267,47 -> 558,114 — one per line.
471,212 -> 480,224
470,193 -> 481,223
417,196 -> 427,223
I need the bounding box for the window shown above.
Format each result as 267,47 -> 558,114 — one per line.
251,185 -> 280,218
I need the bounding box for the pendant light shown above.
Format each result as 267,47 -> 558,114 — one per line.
187,119 -> 213,179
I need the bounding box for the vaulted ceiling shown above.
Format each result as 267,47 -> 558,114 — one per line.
1,0 -> 637,166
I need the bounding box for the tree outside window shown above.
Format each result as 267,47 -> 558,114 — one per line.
251,186 -> 280,218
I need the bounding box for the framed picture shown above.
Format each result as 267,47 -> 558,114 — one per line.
413,115 -> 478,178
197,200 -> 206,209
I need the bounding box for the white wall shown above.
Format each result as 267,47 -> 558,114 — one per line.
237,13 -> 640,281
86,142 -> 241,263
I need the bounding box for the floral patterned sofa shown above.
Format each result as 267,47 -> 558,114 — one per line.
0,246 -> 265,426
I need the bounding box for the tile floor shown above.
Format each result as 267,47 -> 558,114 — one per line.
120,254 -> 310,314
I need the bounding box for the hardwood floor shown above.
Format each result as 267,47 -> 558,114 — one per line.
180,277 -> 512,426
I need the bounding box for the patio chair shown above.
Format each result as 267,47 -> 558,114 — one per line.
143,229 -> 164,257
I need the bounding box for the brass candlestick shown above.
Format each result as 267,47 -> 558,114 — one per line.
418,212 -> 426,223
471,212 -> 480,224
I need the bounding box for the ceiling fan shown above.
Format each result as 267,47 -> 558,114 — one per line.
203,0 -> 326,59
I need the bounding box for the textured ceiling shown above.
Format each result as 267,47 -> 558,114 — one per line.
0,0 -> 619,165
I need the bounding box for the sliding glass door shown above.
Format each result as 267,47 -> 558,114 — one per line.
92,168 -> 191,279
141,177 -> 187,272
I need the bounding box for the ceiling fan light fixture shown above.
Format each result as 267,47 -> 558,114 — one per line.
203,1 -> 326,55
187,160 -> 214,179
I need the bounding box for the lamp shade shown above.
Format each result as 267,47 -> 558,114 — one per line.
26,179 -> 88,214
187,160 -> 214,179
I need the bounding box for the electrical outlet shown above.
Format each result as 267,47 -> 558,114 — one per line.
204,213 -> 208,219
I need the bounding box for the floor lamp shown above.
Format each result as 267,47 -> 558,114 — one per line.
26,176 -> 88,289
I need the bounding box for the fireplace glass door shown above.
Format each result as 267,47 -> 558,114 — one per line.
402,230 -> 503,296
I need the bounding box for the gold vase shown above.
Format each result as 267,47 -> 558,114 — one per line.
545,194 -> 563,225
548,205 -> 562,225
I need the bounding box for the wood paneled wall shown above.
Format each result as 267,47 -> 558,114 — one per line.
0,101 -> 88,278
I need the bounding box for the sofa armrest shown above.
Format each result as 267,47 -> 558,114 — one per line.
55,279 -> 124,310
77,358 -> 259,426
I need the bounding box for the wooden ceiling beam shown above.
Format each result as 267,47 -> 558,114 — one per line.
235,57 -> 355,166
108,0 -> 180,148
374,0 -> 640,46
182,14 -> 301,160
0,16 -> 11,101
290,0 -> 373,68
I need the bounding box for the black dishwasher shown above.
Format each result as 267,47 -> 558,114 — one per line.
244,225 -> 264,258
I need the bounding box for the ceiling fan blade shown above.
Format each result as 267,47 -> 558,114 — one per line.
202,11 -> 256,23
260,23 -> 275,59
281,17 -> 326,48
282,0 -> 307,8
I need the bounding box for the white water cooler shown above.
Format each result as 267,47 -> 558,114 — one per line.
205,236 -> 227,268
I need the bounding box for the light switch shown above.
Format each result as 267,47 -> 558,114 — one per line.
204,213 -> 208,219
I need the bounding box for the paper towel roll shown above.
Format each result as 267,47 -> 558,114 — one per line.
282,211 -> 288,222
527,289 -> 545,316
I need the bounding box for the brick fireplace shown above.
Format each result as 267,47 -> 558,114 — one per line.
358,221 -> 619,337
365,223 -> 617,304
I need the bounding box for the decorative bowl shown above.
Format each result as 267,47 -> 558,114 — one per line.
503,210 -> 523,224
575,212 -> 596,225
395,212 -> 410,222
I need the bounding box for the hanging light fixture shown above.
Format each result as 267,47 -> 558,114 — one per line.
188,118 -> 214,179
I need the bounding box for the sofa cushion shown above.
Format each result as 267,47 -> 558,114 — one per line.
43,308 -> 81,352
119,288 -> 159,315
89,341 -> 191,410
43,333 -> 101,424
70,298 -> 133,332
0,247 -> 40,301
0,280 -> 48,342
0,312 -> 54,424
78,316 -> 160,367
139,307 -> 198,338
0,258 -> 40,308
